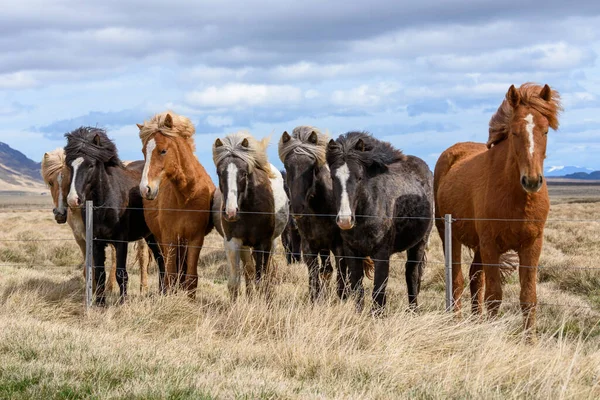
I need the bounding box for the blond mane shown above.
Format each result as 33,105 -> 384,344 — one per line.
213,131 -> 274,177
488,83 -> 562,148
138,111 -> 196,151
278,126 -> 329,166
41,148 -> 66,184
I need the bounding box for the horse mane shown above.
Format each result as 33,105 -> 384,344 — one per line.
278,126 -> 329,166
41,148 -> 65,185
327,131 -> 406,169
213,131 -> 274,178
64,127 -> 123,167
138,111 -> 196,152
488,83 -> 562,148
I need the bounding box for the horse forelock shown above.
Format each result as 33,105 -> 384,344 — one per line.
139,111 -> 196,152
488,83 -> 563,148
64,127 -> 123,167
278,126 -> 329,166
41,148 -> 66,184
213,131 -> 274,177
327,131 -> 405,170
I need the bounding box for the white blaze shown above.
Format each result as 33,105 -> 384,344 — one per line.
524,114 -> 535,156
336,163 -> 351,220
67,157 -> 84,206
57,172 -> 65,212
226,163 -> 239,215
140,138 -> 156,192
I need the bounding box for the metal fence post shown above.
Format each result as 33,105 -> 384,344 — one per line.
444,214 -> 453,312
85,200 -> 93,311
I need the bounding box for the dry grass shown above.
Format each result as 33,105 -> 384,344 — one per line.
0,193 -> 599,399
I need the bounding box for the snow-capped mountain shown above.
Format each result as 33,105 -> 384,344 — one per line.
545,166 -> 595,177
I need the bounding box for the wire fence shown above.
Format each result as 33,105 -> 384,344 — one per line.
1,201 -> 599,313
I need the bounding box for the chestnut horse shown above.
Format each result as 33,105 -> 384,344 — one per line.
41,149 -> 152,293
434,83 -> 562,333
138,112 -> 215,296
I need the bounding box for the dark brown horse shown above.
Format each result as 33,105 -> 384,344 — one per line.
434,83 -> 562,333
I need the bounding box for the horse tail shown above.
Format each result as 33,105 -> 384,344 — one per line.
363,256 -> 374,280
499,250 -> 519,283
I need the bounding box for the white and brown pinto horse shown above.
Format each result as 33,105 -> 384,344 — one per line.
211,132 -> 289,299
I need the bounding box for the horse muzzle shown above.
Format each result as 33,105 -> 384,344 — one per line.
53,208 -> 67,224
141,185 -> 159,200
336,214 -> 355,230
521,175 -> 544,193
223,208 -> 240,222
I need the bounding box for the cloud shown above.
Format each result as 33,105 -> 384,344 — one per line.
185,83 -> 303,108
331,83 -> 400,108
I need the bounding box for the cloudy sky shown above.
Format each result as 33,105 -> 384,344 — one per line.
1,0 -> 600,179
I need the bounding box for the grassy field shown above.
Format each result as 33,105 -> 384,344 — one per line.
1,188 -> 599,399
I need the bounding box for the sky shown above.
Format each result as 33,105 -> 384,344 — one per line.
1,0 -> 600,181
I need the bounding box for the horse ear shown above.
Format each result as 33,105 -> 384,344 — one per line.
93,134 -> 101,146
507,84 -> 520,108
355,139 -> 365,152
136,123 -> 144,130
241,138 -> 249,148
328,139 -> 336,148
214,138 -> 223,148
163,114 -> 174,129
308,131 -> 318,144
540,84 -> 552,102
281,131 -> 291,143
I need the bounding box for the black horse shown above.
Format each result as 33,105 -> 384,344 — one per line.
279,127 -> 347,301
280,170 -> 302,264
326,131 -> 433,311
64,127 -> 164,305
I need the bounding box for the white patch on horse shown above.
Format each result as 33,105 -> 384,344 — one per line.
67,157 -> 84,206
57,172 -> 65,213
524,114 -> 535,156
336,163 -> 351,219
226,163 -> 239,217
140,138 -> 156,192
225,237 -> 243,296
269,163 -> 289,239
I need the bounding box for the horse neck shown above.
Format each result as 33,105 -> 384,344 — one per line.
244,169 -> 271,211
167,139 -> 208,202
311,166 -> 335,213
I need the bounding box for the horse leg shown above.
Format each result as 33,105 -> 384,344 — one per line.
92,242 -> 107,307
145,234 -> 165,294
372,248 -> 391,315
333,243 -> 349,300
481,246 -> 502,318
303,242 -> 321,302
320,250 -> 333,289
136,241 -> 149,295
106,244 -> 117,293
240,246 -> 255,297
344,245 -> 365,312
224,238 -> 242,300
292,229 -> 302,262
253,241 -> 273,299
451,236 -> 464,312
406,239 -> 427,310
163,243 -> 178,293
469,250 -> 484,315
518,237 -> 542,336
183,239 -> 202,299
114,241 -> 129,303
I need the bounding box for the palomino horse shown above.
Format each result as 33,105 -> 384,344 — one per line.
65,127 -> 164,305
41,148 -> 152,294
138,112 -> 215,296
434,83 -> 561,333
211,132 -> 289,299
327,132 -> 433,312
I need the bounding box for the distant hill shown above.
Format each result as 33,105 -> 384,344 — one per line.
545,166 -> 595,177
562,171 -> 600,180
0,142 -> 46,193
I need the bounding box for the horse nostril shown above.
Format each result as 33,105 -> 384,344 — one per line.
146,185 -> 151,195
521,176 -> 527,187
538,176 -> 544,185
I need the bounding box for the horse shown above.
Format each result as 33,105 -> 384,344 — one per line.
279,127 -> 351,301
327,132 -> 434,312
434,83 -> 562,333
64,127 -> 164,305
137,111 -> 215,296
280,170 -> 303,264
41,149 -> 153,293
211,132 -> 289,299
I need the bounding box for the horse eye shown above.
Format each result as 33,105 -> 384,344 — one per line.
160,149 -> 167,155
49,182 -> 54,187
544,131 -> 548,136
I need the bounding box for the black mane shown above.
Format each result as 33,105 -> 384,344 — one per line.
64,126 -> 123,167
326,131 -> 405,170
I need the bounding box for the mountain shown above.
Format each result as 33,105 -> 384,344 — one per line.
545,166 -> 594,177
561,171 -> 600,180
0,142 -> 46,193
